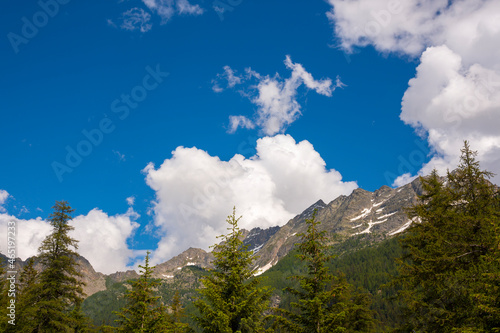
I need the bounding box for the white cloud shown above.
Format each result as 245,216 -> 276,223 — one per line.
328,0 -> 500,184
176,0 -> 204,15
70,208 -> 140,274
141,0 -> 203,23
0,206 -> 139,274
327,0 -> 500,59
0,214 -> 52,260
228,115 -> 255,133
400,45 -> 500,177
143,134 -> 357,264
0,190 -> 9,212
327,0 -> 443,56
212,66 -> 243,92
120,7 -> 153,33
392,173 -> 418,188
215,56 -> 343,135
126,196 -> 136,206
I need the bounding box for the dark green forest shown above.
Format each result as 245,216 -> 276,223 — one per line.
1,142 -> 499,332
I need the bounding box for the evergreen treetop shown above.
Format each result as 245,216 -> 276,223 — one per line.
115,250 -> 172,333
33,200 -> 87,332
395,141 -> 500,332
273,210 -> 375,333
194,207 -> 272,333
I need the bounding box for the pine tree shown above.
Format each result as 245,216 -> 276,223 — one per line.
193,207 -> 272,333
115,251 -> 173,332
395,142 -> 500,332
32,200 -> 87,332
273,210 -> 374,333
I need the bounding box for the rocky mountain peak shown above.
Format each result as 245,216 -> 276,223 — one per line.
242,226 -> 280,253
250,179 -> 423,275
299,199 -> 327,219
152,247 -> 214,280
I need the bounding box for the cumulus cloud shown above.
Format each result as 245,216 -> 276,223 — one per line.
0,214 -> 52,260
143,134 -> 357,264
0,204 -> 139,274
141,0 -> 203,23
327,0 -> 500,59
400,45 -> 500,174
0,190 -> 9,212
214,56 -> 343,136
328,0 -> 500,185
70,208 -> 140,273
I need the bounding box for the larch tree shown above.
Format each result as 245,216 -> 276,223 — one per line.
193,207 -> 272,333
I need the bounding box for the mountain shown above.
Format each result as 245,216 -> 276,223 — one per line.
1,178 -> 424,301
251,177 -> 423,275
0,253 -> 107,297
48,178 -> 425,327
242,225 -> 281,253
152,247 -> 214,279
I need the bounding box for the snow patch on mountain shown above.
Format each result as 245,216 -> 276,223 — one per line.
251,243 -> 264,254
254,261 -> 275,276
350,207 -> 372,221
355,219 -> 388,235
377,212 -> 397,219
389,220 -> 413,236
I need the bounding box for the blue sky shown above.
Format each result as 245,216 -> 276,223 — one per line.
1,0 -> 499,273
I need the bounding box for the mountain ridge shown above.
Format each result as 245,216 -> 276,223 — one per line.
1,177 -> 424,298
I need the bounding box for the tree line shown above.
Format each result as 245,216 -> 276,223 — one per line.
1,141 -> 499,332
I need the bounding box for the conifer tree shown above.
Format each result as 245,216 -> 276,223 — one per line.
193,207 -> 272,333
115,251 -> 172,332
32,200 -> 87,332
273,210 -> 374,333
0,260 -> 8,332
15,258 -> 40,332
169,291 -> 190,333
472,189 -> 500,332
395,142 -> 500,332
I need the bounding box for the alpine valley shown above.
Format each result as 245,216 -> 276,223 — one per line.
1,178 -> 424,329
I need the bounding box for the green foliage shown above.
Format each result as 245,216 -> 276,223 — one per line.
328,236 -> 406,331
193,207 -> 272,333
13,257 -> 41,332
32,200 -> 88,332
169,291 -> 191,333
115,251 -> 173,332
273,210 -> 376,333
82,277 -> 129,328
0,259 -> 8,332
395,142 -> 500,332
82,266 -> 208,329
